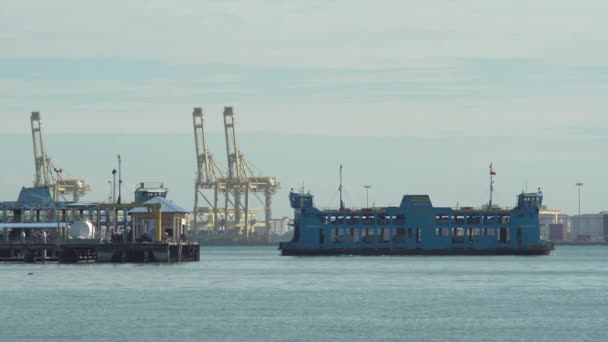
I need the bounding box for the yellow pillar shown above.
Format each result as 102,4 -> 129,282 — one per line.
153,205 -> 162,242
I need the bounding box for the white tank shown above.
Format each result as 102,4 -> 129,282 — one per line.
70,221 -> 95,239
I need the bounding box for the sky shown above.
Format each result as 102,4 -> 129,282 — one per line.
1,1 -> 607,217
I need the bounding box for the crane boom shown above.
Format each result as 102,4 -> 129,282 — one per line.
193,107 -> 212,185
29,111 -> 91,201
193,107 -> 228,235
223,106 -> 241,180
30,112 -> 52,187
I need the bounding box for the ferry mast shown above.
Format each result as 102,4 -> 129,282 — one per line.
489,163 -> 496,209
339,164 -> 345,210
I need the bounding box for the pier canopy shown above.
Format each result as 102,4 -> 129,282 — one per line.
129,197 -> 189,214
129,197 -> 190,242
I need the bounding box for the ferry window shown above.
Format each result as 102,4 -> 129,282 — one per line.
394,214 -> 405,225
381,228 -> 390,242
352,228 -> 361,242
455,215 -> 465,224
379,215 -> 390,225
394,228 -> 405,243
452,228 -> 465,243
407,228 -> 414,239
484,228 -> 496,236
319,228 -> 325,244
472,228 -> 481,236
329,216 -> 337,224
416,228 -> 422,243
517,228 -> 523,244
363,227 -> 375,243
346,216 -> 357,225
435,215 -> 450,224
498,228 -> 510,243
334,228 -> 346,243
436,228 -> 449,236
467,215 -> 481,224
499,215 -> 510,224
467,228 -> 473,241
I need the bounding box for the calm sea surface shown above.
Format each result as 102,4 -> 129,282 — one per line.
1,246 -> 607,342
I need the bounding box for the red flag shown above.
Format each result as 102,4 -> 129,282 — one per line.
490,171 -> 496,175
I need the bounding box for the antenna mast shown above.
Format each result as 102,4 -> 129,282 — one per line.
489,163 -> 496,209
117,154 -> 122,204
339,164 -> 344,210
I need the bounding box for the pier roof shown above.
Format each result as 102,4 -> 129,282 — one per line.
128,197 -> 189,214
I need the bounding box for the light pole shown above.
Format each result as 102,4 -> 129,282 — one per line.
112,169 -> 117,204
576,182 -> 583,235
52,167 -> 63,202
53,168 -> 62,239
364,185 -> 371,208
107,180 -> 112,203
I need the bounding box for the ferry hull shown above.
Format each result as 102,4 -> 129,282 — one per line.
280,246 -> 552,256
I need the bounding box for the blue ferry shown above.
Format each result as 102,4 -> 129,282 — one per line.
279,167 -> 554,256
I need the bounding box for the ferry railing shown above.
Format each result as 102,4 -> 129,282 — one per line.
317,207 -> 385,212
451,206 -> 513,211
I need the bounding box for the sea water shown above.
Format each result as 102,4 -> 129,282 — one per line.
1,246 -> 606,342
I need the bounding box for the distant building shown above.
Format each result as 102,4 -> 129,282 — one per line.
604,216 -> 608,242
269,217 -> 291,236
539,206 -> 570,241
539,206 -> 570,227
548,224 -> 567,241
570,213 -> 608,241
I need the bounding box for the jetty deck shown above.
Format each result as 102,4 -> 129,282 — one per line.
0,240 -> 199,263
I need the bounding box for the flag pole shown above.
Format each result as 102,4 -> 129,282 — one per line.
489,163 -> 494,209
339,164 -> 344,210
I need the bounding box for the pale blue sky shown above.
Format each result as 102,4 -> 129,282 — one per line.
1,1 -> 607,216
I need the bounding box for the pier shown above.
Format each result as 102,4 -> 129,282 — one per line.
0,240 -> 199,263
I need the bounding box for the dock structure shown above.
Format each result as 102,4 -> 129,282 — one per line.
1,185 -> 200,264
0,240 -> 199,263
0,111 -> 201,263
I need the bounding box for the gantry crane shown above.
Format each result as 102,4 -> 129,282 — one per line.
30,112 -> 91,202
191,106 -> 280,240
193,107 -> 227,235
222,106 -> 250,235
221,106 -> 280,238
